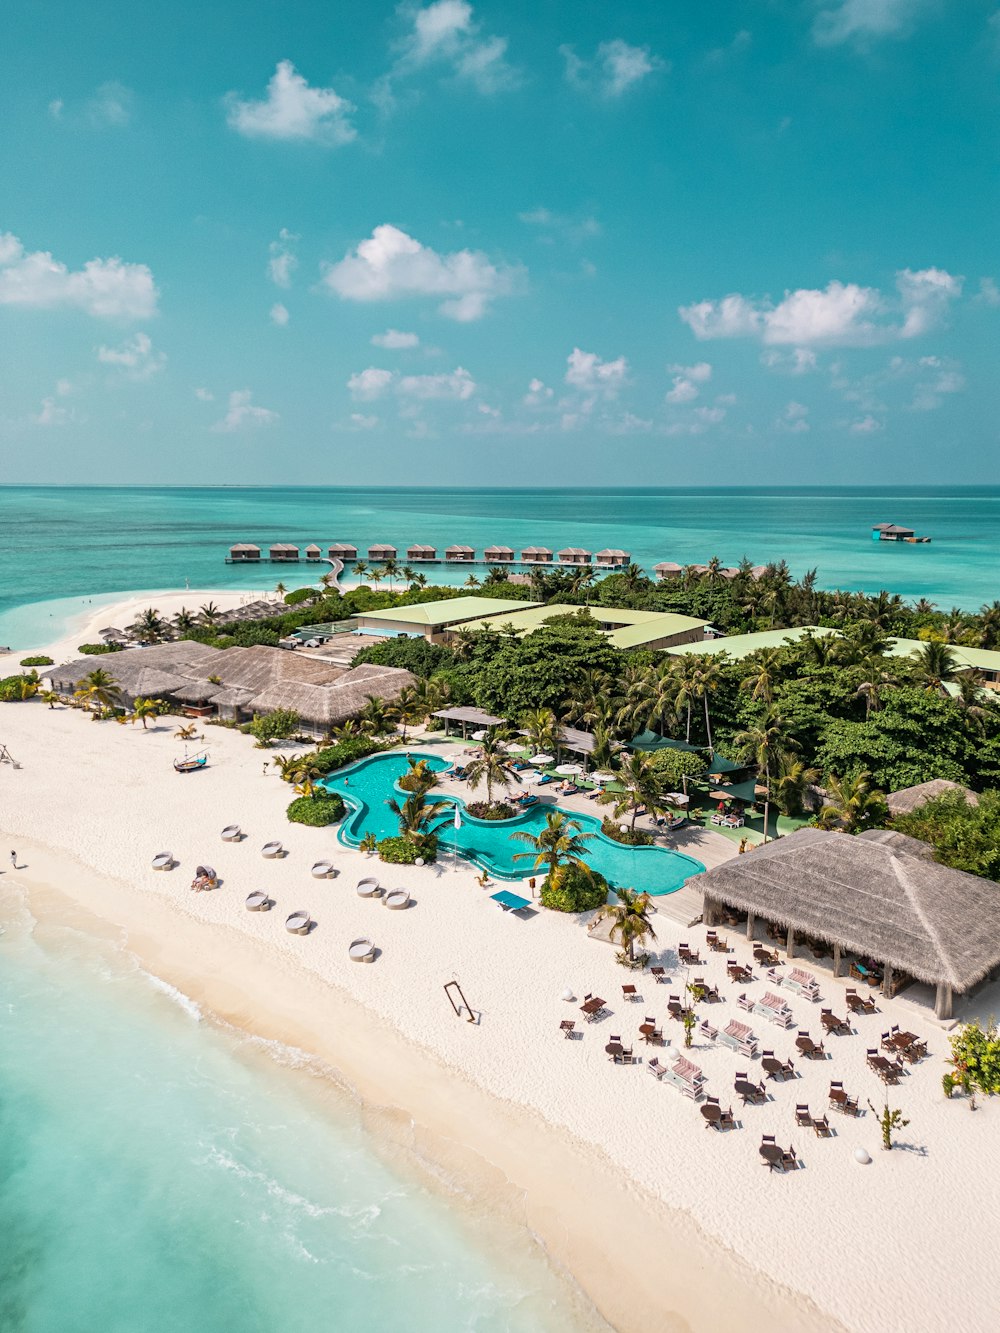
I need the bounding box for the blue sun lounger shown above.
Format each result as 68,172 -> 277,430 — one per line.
491,890 -> 532,914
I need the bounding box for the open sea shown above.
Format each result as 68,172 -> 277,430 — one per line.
0,890 -> 599,1333
1,485 -> 1000,648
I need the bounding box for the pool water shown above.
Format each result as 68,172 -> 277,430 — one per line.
322,753 -> 704,895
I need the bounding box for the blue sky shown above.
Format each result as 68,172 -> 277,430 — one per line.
1,0 -> 998,485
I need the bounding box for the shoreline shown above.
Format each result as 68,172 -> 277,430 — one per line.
7,835 -> 832,1333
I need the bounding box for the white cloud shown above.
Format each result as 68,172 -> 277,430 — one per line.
813,0 -> 922,46
667,360 -> 712,383
911,357 -> 965,410
560,39 -> 664,97
606,412 -> 653,435
398,368 -> 475,399
348,413 -> 380,430
48,98 -> 63,120
850,414 -> 882,434
0,231 -> 158,320
666,377 -> 699,404
225,61 -> 355,144
371,328 -> 420,348
523,377 -> 554,407
97,330 -> 165,379
565,347 -> 628,396
34,396 -> 74,427
761,347 -> 818,374
194,387 -> 214,402
666,360 -> 711,403
55,378 -> 74,397
680,269 -> 962,347
777,400 -> 810,433
211,389 -> 279,433
394,1 -> 518,94
976,277 -> 1000,307
269,302 -> 290,327
348,367 -> 396,401
268,229 -> 299,286
518,207 -> 601,245
322,224 -> 518,321
87,81 -> 134,128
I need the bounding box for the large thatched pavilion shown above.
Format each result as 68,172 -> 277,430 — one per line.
694,827 -> 1000,1019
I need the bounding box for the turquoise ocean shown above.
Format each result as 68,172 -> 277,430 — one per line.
0,890 -> 601,1333
2,485 -> 1000,648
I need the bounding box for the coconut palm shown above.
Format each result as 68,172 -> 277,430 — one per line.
358,694 -> 391,735
910,641 -> 961,695
815,772 -> 887,834
382,558 -> 399,592
520,707 -> 562,758
740,649 -> 783,708
618,563 -> 647,594
173,607 -> 197,633
174,722 -> 198,740
329,718 -> 363,741
594,888 -> 657,963
287,756 -> 324,798
369,567 -> 385,590
397,756 -> 439,797
129,696 -> 161,729
510,810 -> 594,877
619,661 -> 677,736
563,668 -> 613,730
953,673 -> 992,731
672,655 -> 702,743
464,734 -> 519,809
74,667 -> 121,714
733,713 -> 788,843
774,755 -> 820,817
353,558 -> 370,581
132,607 -> 168,642
40,689 -> 60,709
855,655 -> 899,717
413,572 -> 429,589
401,564 -> 416,585
199,601 -> 221,626
270,753 -> 302,781
275,581 -> 287,598
387,685 -> 422,740
688,654 -> 722,750
597,751 -> 668,834
386,790 -> 451,854
464,573 -> 482,589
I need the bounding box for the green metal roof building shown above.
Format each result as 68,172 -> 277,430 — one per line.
458,602 -> 710,650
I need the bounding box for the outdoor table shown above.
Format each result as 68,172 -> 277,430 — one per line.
759,1142 -> 785,1168
581,997 -> 606,1019
734,1079 -> 763,1104
700,1103 -> 723,1126
639,1023 -> 660,1043
893,1031 -> 918,1049
605,1042 -> 624,1061
622,984 -> 637,1000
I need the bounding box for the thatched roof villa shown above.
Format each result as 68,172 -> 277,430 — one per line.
558,547 -> 592,565
445,545 -> 475,562
406,544 -> 437,562
594,549 -> 630,568
269,543 -> 299,562
328,543 -> 358,561
368,543 -> 396,561
484,545 -> 515,562
520,546 -> 553,564
228,543 -> 261,562
48,642 -> 414,735
695,827 -> 1000,1018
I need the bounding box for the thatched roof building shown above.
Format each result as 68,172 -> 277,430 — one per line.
887,779 -> 979,817
229,543 -> 261,561
328,543 -> 357,560
520,546 -> 552,563
558,547 -> 592,564
654,562 -> 683,580
446,545 -> 475,561
484,545 -> 514,562
47,641 -> 414,734
270,543 -> 299,561
594,549 -> 630,567
695,827 -> 1000,1018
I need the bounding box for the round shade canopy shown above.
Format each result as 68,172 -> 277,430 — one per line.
521,771 -> 543,785
666,792 -> 690,805
530,753 -> 554,765
471,729 -> 488,741
591,771 -> 617,783
555,763 -> 582,776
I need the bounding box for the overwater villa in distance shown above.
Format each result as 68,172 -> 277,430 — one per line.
520,546 -> 553,564
406,544 -> 438,563
446,544 -> 476,563
594,548 -> 631,569
484,545 -> 515,563
269,543 -> 299,563
328,543 -> 357,561
368,542 -> 396,561
228,543 -> 261,562
873,523 -> 931,543
558,547 -> 592,565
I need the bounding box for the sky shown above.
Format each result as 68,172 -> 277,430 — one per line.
1,0 -> 998,485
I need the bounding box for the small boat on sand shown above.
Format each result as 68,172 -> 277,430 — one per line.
174,750 -> 209,773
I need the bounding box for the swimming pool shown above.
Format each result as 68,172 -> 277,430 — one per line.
321,752 -> 705,896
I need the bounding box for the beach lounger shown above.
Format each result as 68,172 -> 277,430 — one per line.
719,1019 -> 758,1058
662,1055 -> 705,1100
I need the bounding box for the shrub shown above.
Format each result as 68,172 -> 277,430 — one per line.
249,709 -> 301,746
78,642 -> 123,655
466,801 -> 516,820
311,735 -> 388,775
0,675 -> 28,702
540,863 -> 609,913
601,817 -> 653,847
284,587 -> 319,606
286,793 -> 345,826
20,655 -> 53,667
377,834 -> 438,864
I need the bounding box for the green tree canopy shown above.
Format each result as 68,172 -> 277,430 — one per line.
474,620 -> 623,717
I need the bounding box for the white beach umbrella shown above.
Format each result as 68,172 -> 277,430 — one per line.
591,771 -> 617,784
555,763 -> 583,776
530,753 -> 554,765
501,740 -> 523,752
471,729 -> 488,741
667,792 -> 690,806
521,770 -> 543,785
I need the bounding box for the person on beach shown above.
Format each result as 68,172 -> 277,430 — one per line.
9,851 -> 16,869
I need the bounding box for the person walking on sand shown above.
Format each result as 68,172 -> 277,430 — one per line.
10,851 -> 17,869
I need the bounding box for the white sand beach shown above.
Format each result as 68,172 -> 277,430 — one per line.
2,686 -> 999,1331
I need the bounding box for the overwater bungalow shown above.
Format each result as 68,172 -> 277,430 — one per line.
228,543 -> 261,562
484,545 -> 515,563
304,544 -> 322,561
446,545 -> 476,563
558,547 -> 592,566
696,826 -> 1000,1019
654,562 -> 683,581
368,543 -> 397,562
328,542 -> 358,561
520,546 -> 553,564
594,548 -> 630,569
406,544 -> 438,562
269,543 -> 299,562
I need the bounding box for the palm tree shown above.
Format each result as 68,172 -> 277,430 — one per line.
815,772 -> 887,834
353,558 -> 370,582
688,654 -> 722,750
484,565 -> 510,586
619,661 -> 677,737
563,668 -> 613,730
132,607 -> 168,642
979,601 -> 1000,648
835,622 -> 891,665
464,733 -> 519,808
16,670 -> 40,701
740,649 -> 783,708
199,601 -> 221,627
329,718 -> 363,741
464,573 -> 482,589
40,689 -> 60,709
129,696 -> 161,729
520,707 -> 562,758
388,684 -> 422,740
369,567 -> 385,591
598,751 -> 668,833
672,655 -> 701,743
413,572 -> 428,589
274,581 -> 287,598
173,607 -> 197,633
510,810 -> 594,877
287,756 -> 324,798
953,673 -> 991,731
567,566 -> 595,597
382,558 -> 399,592
74,667 -> 121,715
397,756 -> 439,797
270,753 -> 303,781
386,790 -> 451,854
774,755 -> 820,817
358,695 -> 391,735
734,714 -> 788,843
449,627 -> 479,662
618,563 -> 647,594
910,641 -> 961,695
401,564 -> 416,585
174,722 -> 198,740
855,655 -> 898,717
593,888 -> 657,963
800,630 -> 838,667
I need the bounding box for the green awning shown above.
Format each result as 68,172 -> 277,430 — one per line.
630,731 -> 706,754
706,778 -> 759,803
707,752 -> 746,776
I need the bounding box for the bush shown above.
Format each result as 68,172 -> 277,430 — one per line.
377,834 -> 438,864
467,801 -> 517,820
78,642 -> 124,654
0,675 -> 28,702
539,862 -> 609,913
311,735 -> 388,775
20,655 -> 53,667
286,793 -> 345,826
352,636 -> 456,678
249,709 -> 301,746
600,818 -> 653,847
284,587 -> 319,606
